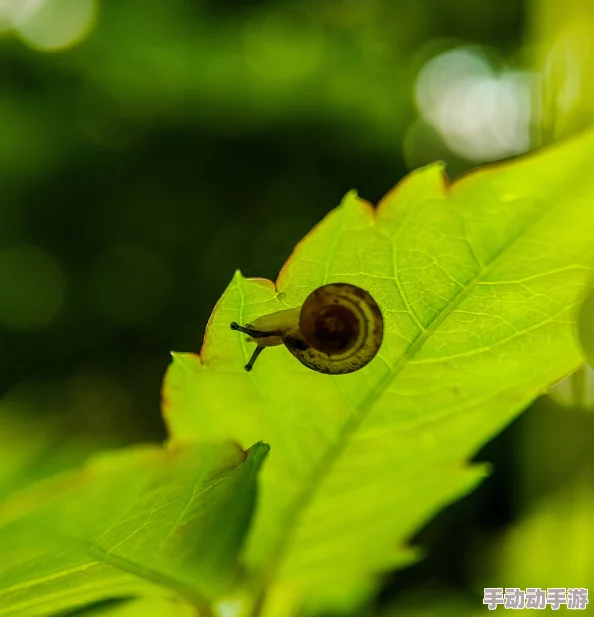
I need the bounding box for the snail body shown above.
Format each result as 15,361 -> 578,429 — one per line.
230,283 -> 383,374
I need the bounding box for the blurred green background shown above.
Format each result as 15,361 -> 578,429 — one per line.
1,0 -> 593,614
0,0 -> 531,439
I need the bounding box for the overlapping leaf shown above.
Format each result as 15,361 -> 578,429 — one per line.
0,401 -> 117,505
0,440 -> 268,617
164,130 -> 594,614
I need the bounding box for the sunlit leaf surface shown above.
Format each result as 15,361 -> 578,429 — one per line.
69,597 -> 199,617
164,129 -> 594,613
0,441 -> 268,617
577,275 -> 594,367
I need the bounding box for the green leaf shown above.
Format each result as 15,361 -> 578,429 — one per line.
0,441 -> 269,617
68,597 -> 199,617
163,129 -> 594,614
0,398 -> 117,505
577,274 -> 594,367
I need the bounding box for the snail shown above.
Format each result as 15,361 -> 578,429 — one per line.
230,283 -> 383,374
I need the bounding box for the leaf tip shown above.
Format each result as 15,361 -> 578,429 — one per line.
342,188 -> 359,201
333,188 -> 378,227
228,440 -> 270,467
169,350 -> 202,366
376,161 -> 450,218
232,269 -> 246,283
246,440 -> 271,469
252,440 -> 271,455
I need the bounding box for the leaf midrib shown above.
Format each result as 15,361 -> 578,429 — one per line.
267,188 -> 563,583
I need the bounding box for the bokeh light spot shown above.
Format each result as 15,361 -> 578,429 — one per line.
91,244 -> 173,326
16,0 -> 97,52
548,366 -> 594,410
0,0 -> 44,30
0,245 -> 65,330
215,598 -> 248,617
414,47 -> 533,162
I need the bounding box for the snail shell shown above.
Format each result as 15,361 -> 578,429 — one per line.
230,283 -> 383,374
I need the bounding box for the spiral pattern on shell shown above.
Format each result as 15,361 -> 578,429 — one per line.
288,283 -> 384,374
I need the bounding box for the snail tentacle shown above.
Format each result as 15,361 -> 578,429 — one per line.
245,345 -> 266,371
230,322 -> 283,338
